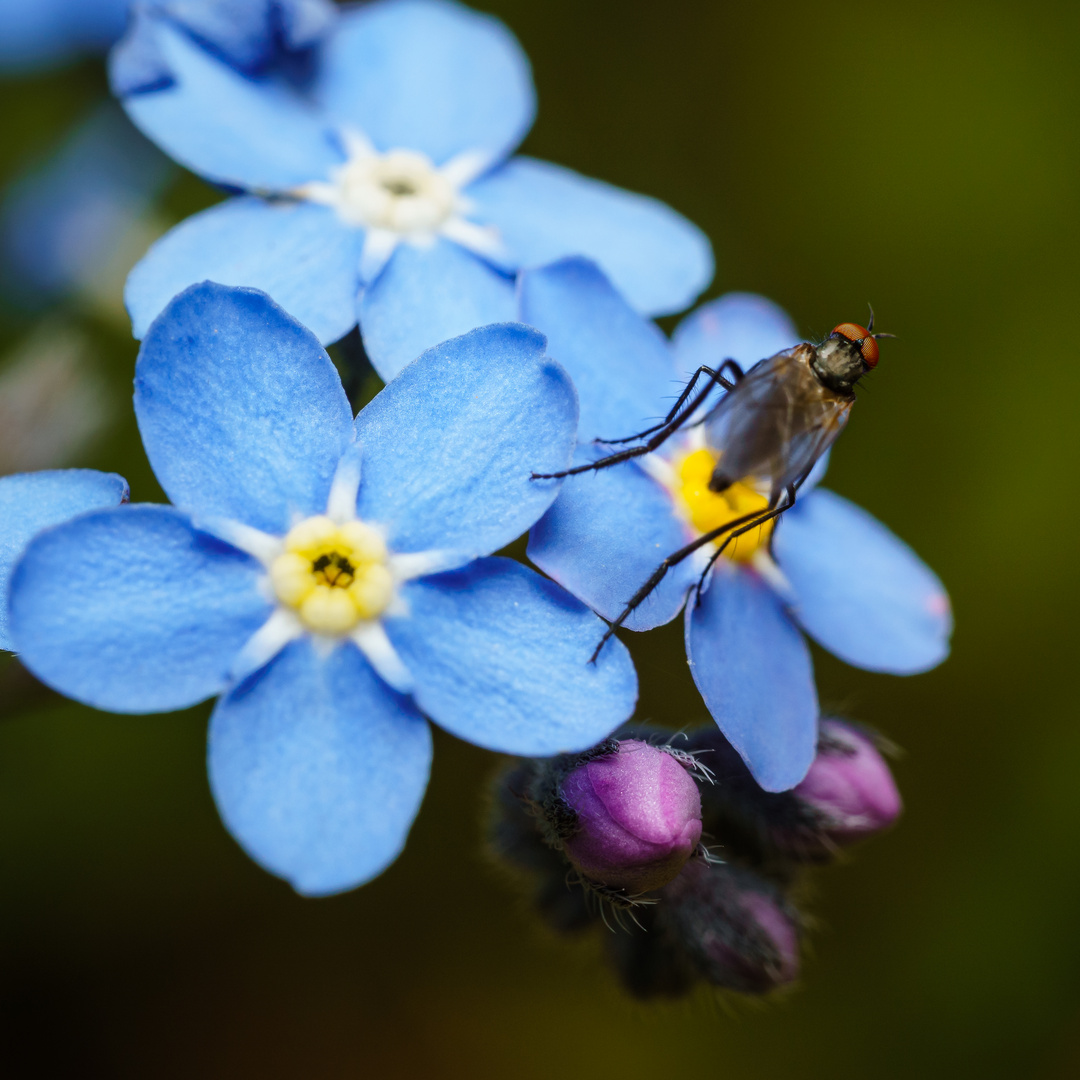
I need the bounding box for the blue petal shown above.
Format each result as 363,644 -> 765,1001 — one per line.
135,282 -> 354,534
468,156 -> 713,317
774,488 -> 952,674
118,19 -> 340,190
671,292 -> 800,377
209,637 -> 432,896
685,561 -> 818,792
355,323 -> 575,555
358,238 -> 516,381
517,258 -> 682,441
0,103 -> 172,307
386,558 -> 636,754
0,469 -> 128,651
527,451 -> 695,632
314,0 -> 534,165
125,196 -> 363,342
799,450 -> 831,494
112,0 -> 337,94
10,504 -> 270,713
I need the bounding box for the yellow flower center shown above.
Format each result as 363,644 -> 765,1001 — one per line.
270,515 -> 394,634
674,449 -> 773,563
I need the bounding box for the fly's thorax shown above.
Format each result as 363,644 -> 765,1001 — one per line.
810,337 -> 865,395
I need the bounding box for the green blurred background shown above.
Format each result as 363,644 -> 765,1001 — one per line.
2,0 -> 1078,1075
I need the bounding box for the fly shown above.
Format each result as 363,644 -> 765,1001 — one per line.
532,312 -> 893,660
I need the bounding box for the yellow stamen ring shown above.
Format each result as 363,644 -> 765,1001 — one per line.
675,449 -> 773,563
270,515 -> 393,633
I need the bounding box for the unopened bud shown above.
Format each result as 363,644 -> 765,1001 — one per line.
559,740 -> 703,895
660,860 -> 800,994
793,719 -> 901,843
687,718 -> 901,862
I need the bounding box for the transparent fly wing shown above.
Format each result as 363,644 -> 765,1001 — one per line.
703,345 -> 852,500
773,399 -> 850,496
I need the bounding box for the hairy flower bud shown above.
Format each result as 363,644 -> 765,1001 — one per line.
660,860 -> 800,994
687,718 -> 901,862
793,720 -> 902,842
558,740 -> 703,895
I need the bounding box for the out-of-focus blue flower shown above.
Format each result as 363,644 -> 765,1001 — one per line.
114,0 -> 713,380
0,0 -> 129,72
522,259 -> 952,792
8,281 -> 638,895
0,469 -> 128,651
0,103 -> 172,311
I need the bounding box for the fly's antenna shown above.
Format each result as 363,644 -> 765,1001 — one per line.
866,303 -> 896,341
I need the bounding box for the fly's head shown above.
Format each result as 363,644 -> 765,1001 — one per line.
811,321 -> 886,394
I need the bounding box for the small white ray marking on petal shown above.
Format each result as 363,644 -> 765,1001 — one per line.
195,517 -> 284,565
339,126 -> 378,161
292,179 -> 338,207
439,149 -> 496,189
439,215 -> 504,259
326,447 -> 363,523
359,227 -> 402,283
385,595 -> 410,618
310,634 -> 344,660
636,451 -> 676,488
389,550 -> 477,583
351,621 -> 414,694
752,549 -> 795,602
231,607 -> 305,682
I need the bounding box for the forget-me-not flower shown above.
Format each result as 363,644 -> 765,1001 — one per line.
522,259 -> 952,792
8,281 -> 638,895
113,0 -> 714,379
1,469 -> 129,651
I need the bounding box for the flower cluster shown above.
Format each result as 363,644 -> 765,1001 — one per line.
0,0 -> 950,996
490,720 -> 901,998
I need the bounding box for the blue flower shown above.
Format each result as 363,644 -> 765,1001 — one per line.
0,104 -> 172,312
0,468 -> 129,651
7,281 -> 638,895
0,0 -> 128,72
113,0 -> 714,380
521,259 -> 952,793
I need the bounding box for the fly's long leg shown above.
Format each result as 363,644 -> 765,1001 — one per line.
692,484 -> 797,606
532,363 -> 743,482
593,361 -> 744,446
588,503 -> 774,663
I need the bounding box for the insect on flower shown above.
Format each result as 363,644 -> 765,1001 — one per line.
533,311 -> 894,658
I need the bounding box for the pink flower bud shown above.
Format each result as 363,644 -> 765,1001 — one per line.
560,740 -> 703,894
794,720 -> 902,843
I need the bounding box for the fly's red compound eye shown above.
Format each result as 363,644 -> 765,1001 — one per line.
831,322 -> 879,367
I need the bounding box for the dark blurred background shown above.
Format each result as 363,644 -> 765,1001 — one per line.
1,1 -> 1078,1076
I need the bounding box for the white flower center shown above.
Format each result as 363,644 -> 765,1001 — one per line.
334,150 -> 457,233
294,131 -> 502,279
